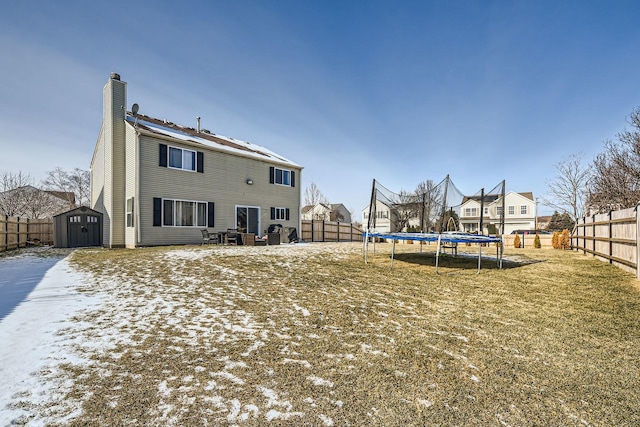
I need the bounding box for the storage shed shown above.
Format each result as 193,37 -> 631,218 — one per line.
54,206 -> 103,248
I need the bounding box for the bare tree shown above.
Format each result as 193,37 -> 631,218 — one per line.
43,167 -> 90,207
0,171 -> 33,216
304,182 -> 329,206
391,190 -> 419,232
543,153 -> 590,222
415,179 -> 442,232
589,108 -> 640,211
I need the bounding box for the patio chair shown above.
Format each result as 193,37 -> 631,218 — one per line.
201,229 -> 219,245
226,228 -> 239,245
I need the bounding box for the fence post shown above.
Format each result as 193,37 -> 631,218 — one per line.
592,214 -> 596,257
636,204 -> 640,279
337,221 -> 340,242
608,210 -> 613,264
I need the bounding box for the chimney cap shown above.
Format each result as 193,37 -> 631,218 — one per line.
110,72 -> 121,81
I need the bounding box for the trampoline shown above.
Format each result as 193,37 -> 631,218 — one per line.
363,175 -> 507,273
363,231 -> 503,273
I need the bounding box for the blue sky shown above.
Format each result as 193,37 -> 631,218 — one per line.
2,0 -> 640,218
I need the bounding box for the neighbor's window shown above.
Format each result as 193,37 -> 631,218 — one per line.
168,146 -> 196,171
162,199 -> 207,227
464,208 -> 477,217
484,207 -> 489,215
496,206 -> 503,216
126,197 -> 134,227
508,205 -> 515,215
377,211 -> 389,219
520,205 -> 528,215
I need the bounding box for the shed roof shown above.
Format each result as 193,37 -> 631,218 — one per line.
126,113 -> 300,168
54,205 -> 103,218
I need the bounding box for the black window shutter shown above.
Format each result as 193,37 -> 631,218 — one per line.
197,152 -> 204,173
207,202 -> 215,227
153,198 -> 162,226
286,208 -> 290,220
270,207 -> 276,220
269,167 -> 275,184
291,171 -> 295,187
159,144 -> 167,167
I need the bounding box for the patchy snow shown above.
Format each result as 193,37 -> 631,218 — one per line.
0,256 -> 100,426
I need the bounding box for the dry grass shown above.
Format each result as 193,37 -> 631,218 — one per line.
54,242 -> 640,426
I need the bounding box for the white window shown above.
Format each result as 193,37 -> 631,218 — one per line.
273,207 -> 287,220
508,205 -> 515,215
126,197 -> 134,227
274,167 -> 291,186
168,146 -> 196,171
162,199 -> 207,227
520,205 -> 528,215
464,208 -> 477,217
484,207 -> 489,215
496,206 -> 503,216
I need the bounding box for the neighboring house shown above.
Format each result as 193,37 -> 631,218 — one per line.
458,191 -> 535,235
361,199 -> 398,233
301,203 -> 352,223
0,185 -> 75,218
536,215 -> 551,230
91,73 -> 302,248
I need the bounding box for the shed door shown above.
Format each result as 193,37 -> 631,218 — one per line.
67,214 -> 101,247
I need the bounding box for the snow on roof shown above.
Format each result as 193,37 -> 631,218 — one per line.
125,114 -> 301,168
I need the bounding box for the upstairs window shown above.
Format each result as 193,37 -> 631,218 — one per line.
464,207 -> 477,217
169,147 -> 196,171
159,144 -> 203,173
508,205 -> 515,215
520,205 -> 528,215
269,167 -> 296,187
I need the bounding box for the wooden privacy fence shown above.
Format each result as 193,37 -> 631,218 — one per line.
572,206 -> 639,277
0,216 -> 54,252
301,220 -> 364,242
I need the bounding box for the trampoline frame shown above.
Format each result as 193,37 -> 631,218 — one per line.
363,231 -> 504,273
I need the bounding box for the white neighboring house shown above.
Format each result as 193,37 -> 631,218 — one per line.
301,203 -> 352,223
459,191 -> 535,235
361,199 -> 398,233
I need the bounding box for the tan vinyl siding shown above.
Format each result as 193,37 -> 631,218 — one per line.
136,135 -> 301,246
109,80 -> 126,247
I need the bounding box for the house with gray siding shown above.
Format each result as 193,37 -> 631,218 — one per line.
91,73 -> 302,248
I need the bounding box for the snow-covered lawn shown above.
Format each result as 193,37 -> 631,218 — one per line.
2,243 -> 640,426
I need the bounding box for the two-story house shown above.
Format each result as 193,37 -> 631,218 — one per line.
301,203 -> 352,223
458,191 -> 535,235
91,73 -> 302,248
362,199 -> 398,233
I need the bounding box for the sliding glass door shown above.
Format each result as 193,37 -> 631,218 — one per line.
236,206 -> 260,235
